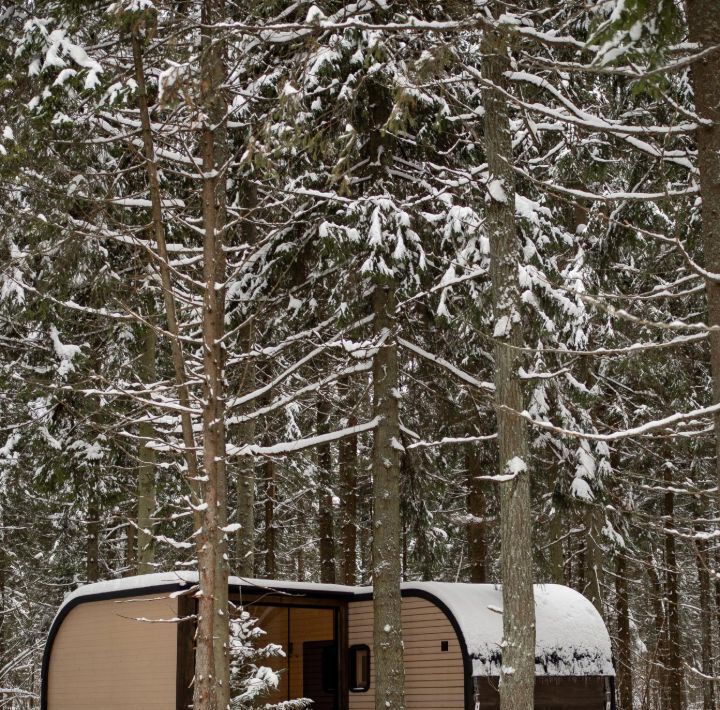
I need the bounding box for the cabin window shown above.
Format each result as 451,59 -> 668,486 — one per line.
349,645 -> 370,692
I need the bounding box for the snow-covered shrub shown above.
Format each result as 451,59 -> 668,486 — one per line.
229,609 -> 311,710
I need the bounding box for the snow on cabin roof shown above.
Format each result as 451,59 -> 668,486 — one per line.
55,574 -> 613,678
53,571 -> 360,623
401,582 -> 614,678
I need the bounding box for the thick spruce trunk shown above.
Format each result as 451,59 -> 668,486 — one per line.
481,22 -> 536,710
137,324 -> 157,575
317,395 -> 336,583
371,284 -> 405,710
686,9 -> 720,704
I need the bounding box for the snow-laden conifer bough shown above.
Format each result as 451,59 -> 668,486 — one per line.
42,572 -> 615,710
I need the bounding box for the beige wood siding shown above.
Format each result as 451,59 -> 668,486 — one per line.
47,594 -> 178,710
348,596 -> 465,710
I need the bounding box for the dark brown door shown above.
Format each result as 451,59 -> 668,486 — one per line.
303,640 -> 338,710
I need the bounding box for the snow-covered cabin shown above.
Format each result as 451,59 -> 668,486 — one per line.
41,573 -> 615,710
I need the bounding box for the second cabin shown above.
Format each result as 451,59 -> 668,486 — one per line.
42,573 -> 616,710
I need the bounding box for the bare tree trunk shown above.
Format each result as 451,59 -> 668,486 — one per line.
340,408 -> 358,586
235,176 -> 257,577
317,395 -> 336,583
264,455 -> 276,578
583,505 -> 604,614
132,19 -> 224,710
371,284 -> 405,710
615,551 -> 633,710
694,534 -> 716,710
86,484 -> 100,583
548,484 -> 565,585
137,324 -> 157,575
687,11 -> 720,709
198,3 -> 230,704
481,20 -> 535,710
663,476 -> 684,710
687,0 -> 720,537
235,318 -> 256,577
125,520 -> 136,576
645,551 -> 668,710
466,447 -> 487,583
359,466 -> 372,585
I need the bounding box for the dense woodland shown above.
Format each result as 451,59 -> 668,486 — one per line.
1,0 -> 720,708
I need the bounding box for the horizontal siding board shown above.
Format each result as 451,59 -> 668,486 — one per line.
348,596 -> 464,710
47,594 -> 178,710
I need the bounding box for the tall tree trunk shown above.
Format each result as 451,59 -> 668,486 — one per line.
481,20 -> 536,710
264,455 -> 276,578
687,11 -> 720,707
340,408 -> 358,586
86,484 -> 100,583
694,534 -> 716,710
371,284 -> 405,710
130,20 -> 215,709
615,551 -> 633,710
663,474 -> 684,710
196,2 -> 230,707
359,465 -> 372,585
466,447 -> 487,583
583,505 -> 604,614
137,324 -> 157,575
235,176 -> 258,577
317,395 -> 336,583
548,483 -> 565,585
645,551 -> 668,710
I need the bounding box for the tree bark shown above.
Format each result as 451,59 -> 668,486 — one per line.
645,551 -> 668,710
86,484 -> 100,583
583,505 -> 604,614
615,551 -> 633,710
264,455 -> 276,578
371,284 -> 405,710
663,476 -> 684,710
481,20 -> 536,710
548,484 -> 565,585
137,323 -> 157,575
694,534 -> 716,710
687,0 -> 720,509
234,176 -> 258,577
317,395 -> 336,583
197,2 -> 230,705
340,410 -> 358,586
235,318 -> 256,577
686,11 -> 720,707
466,447 -> 487,583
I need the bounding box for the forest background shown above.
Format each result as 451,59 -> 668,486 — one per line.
1,0 -> 720,709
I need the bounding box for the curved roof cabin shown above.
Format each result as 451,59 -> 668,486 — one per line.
42,572 -> 615,710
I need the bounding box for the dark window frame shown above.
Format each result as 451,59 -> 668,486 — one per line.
348,644 -> 371,693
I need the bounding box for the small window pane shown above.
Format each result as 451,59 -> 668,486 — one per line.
349,645 -> 370,692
